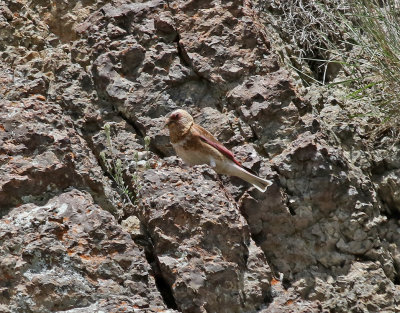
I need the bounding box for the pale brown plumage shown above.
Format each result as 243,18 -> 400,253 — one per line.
165,109 -> 272,192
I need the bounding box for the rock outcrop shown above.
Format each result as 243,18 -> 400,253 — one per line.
1,0 -> 400,312
0,190 -> 169,312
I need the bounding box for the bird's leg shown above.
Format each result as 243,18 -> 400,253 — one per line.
215,173 -> 238,205
216,173 -> 225,190
209,158 -> 225,189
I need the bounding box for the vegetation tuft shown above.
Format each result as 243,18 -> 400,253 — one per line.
100,123 -> 151,208
258,0 -> 400,142
340,0 -> 400,140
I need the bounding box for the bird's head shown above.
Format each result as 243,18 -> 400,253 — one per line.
165,109 -> 194,135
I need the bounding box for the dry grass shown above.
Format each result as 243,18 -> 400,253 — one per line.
257,0 -> 350,83
258,0 -> 400,143
334,0 -> 400,142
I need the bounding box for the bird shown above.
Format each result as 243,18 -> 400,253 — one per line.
165,109 -> 273,192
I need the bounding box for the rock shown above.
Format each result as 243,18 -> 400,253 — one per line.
78,0 -> 287,159
121,215 -> 142,237
240,133 -> 384,278
375,166 -> 400,216
312,262 -> 400,312
0,189 -> 171,312
227,71 -> 303,156
154,11 -> 176,36
263,261 -> 400,312
0,98 -> 119,216
173,1 -> 278,84
1,0 -> 400,311
137,158 -> 272,313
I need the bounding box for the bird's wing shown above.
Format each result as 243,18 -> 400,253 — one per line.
193,124 -> 242,167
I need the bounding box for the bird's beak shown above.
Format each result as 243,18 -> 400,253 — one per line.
164,113 -> 180,129
163,118 -> 171,129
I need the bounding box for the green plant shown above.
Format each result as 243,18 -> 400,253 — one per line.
322,0 -> 400,139
352,3 -> 400,102
100,123 -> 151,207
271,0 -> 400,140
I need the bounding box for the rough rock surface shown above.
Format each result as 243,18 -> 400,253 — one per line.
0,98 -> 118,216
0,190 -> 170,312
138,159 -> 271,312
1,0 -> 400,312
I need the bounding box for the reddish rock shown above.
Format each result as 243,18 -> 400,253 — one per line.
137,159 -> 272,313
0,0 -> 399,311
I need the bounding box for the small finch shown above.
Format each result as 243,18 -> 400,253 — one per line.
165,109 -> 272,192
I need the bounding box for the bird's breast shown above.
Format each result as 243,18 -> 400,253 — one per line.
172,142 -> 227,172
172,144 -> 206,166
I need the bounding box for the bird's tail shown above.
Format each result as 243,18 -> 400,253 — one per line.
230,164 -> 273,193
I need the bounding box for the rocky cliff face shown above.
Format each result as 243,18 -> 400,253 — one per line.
1,0 -> 400,312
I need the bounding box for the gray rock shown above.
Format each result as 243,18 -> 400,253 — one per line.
1,0 -> 400,311
0,190 -> 170,312
0,98 -> 119,216
137,159 -> 272,313
121,215 -> 142,237
240,132 -> 386,280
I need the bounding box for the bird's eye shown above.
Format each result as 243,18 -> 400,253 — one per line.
171,112 -> 181,119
